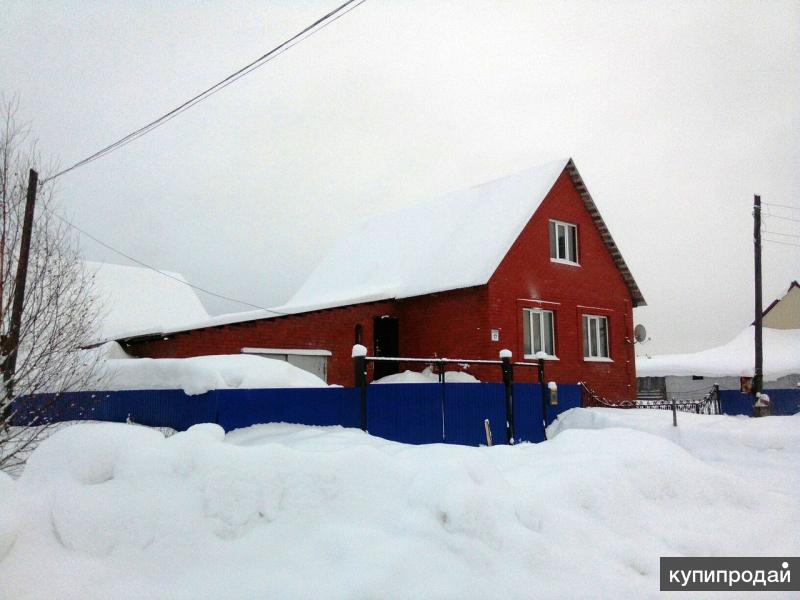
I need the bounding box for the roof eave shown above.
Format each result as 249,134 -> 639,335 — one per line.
564,159 -> 647,307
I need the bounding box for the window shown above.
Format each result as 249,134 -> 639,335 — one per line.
523,308 -> 555,357
549,220 -> 578,264
583,315 -> 609,359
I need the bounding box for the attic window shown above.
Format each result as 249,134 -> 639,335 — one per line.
549,220 -> 579,265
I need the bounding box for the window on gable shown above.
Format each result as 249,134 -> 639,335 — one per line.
549,220 -> 578,264
523,308 -> 555,358
583,314 -> 609,359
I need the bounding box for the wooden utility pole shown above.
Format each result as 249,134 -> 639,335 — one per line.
1,168 -> 38,400
753,194 -> 763,399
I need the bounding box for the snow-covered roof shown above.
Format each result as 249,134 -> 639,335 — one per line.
277,159 -> 570,312
87,261 -> 210,342
115,158 -> 644,341
636,326 -> 800,380
278,157 -> 644,313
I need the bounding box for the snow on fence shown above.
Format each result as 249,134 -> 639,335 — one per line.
10,383 -> 582,446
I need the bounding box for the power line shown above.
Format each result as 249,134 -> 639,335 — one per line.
766,213 -> 800,224
762,238 -> 800,249
43,0 -> 368,183
34,1 -> 369,313
47,207 -> 288,315
763,230 -> 800,239
763,201 -> 800,211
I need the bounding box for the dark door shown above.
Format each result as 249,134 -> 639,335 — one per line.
373,316 -> 399,380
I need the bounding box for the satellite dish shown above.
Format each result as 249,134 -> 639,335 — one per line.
634,324 -> 647,343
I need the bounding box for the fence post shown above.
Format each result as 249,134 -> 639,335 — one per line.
671,396 -> 677,427
438,359 -> 446,442
484,418 -> 493,447
538,357 -> 548,439
500,349 -> 514,444
352,345 -> 368,431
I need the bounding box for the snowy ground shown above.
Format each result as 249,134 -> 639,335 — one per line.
1,409 -> 798,599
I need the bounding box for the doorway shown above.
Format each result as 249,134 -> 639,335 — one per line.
373,316 -> 399,380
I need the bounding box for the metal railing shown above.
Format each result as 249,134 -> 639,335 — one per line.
636,385 -> 720,415
580,382 -> 636,408
581,381 -> 721,429
583,382 -> 721,415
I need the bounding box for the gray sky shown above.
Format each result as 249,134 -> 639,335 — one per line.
2,0 -> 798,355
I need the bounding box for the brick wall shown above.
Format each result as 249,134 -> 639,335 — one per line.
395,287 -> 495,382
486,170 -> 637,399
125,301 -> 399,387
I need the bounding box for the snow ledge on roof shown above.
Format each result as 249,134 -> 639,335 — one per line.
635,326 -> 800,380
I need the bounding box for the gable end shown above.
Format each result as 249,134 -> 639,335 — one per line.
565,159 -> 646,307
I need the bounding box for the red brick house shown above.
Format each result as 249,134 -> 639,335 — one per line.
118,158 -> 645,400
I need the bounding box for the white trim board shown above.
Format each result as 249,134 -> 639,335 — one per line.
241,347 -> 332,357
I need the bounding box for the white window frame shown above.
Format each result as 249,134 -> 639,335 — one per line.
549,219 -> 579,265
522,308 -> 557,359
583,314 -> 611,361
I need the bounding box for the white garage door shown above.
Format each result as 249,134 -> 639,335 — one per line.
240,347 -> 330,383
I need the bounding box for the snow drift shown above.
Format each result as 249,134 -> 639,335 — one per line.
86,342 -> 328,394
373,367 -> 480,384
1,410 -> 798,599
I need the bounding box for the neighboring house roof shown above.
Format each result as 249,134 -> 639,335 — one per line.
87,261 -> 210,342
116,158 -> 644,341
760,280 -> 800,329
636,326 -> 800,380
278,157 -> 645,313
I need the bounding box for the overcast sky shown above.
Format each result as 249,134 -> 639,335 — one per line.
2,0 -> 798,355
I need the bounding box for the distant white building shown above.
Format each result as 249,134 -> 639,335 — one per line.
85,261 -> 210,343
636,281 -> 800,397
762,280 -> 799,330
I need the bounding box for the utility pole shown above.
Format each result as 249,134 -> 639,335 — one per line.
1,168 -> 38,405
753,194 -> 763,400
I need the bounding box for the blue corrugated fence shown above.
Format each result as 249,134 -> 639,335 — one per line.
719,388 -> 800,416
443,383 -> 506,445
11,382 -> 583,446
12,389 -> 218,431
367,384 -> 444,444
216,387 -> 361,432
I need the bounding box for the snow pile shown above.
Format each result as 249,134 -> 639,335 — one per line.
1,411 -> 799,599
548,408 -> 800,494
373,367 -> 480,384
86,261 -> 210,342
92,343 -> 327,394
636,326 -> 800,379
